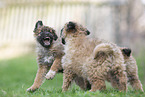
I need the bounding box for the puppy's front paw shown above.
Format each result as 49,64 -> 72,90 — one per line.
45,70 -> 56,80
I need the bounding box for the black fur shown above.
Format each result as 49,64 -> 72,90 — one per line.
62,38 -> 66,45
122,48 -> 131,57
60,28 -> 64,37
34,21 -> 43,32
58,69 -> 64,73
86,30 -> 90,35
51,29 -> 58,41
67,22 -> 75,30
60,28 -> 66,45
37,31 -> 53,48
34,21 -> 58,48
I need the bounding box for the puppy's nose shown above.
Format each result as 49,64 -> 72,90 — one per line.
67,22 -> 75,29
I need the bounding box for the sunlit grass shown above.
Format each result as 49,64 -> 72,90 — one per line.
0,53 -> 145,97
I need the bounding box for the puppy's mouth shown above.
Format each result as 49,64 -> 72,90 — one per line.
43,37 -> 50,46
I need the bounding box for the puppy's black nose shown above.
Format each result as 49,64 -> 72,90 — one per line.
67,22 -> 75,29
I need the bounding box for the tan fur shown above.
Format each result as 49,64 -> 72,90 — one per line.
61,21 -> 127,92
27,65 -> 49,92
47,46 -> 144,92
120,48 -> 144,92
27,21 -> 64,92
27,39 -> 64,92
46,24 -> 144,92
27,21 -> 90,92
49,57 -> 62,72
46,47 -> 144,92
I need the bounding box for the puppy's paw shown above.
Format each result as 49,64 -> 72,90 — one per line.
45,70 -> 56,80
26,86 -> 38,92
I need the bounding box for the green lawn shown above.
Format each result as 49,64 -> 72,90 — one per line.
0,53 -> 145,97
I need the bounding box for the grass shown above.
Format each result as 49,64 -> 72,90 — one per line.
0,52 -> 145,97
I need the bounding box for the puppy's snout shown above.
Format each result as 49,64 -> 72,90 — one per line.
67,22 -> 75,29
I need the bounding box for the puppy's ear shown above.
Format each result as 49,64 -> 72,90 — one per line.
122,48 -> 131,57
52,30 -> 58,41
34,21 -> 43,32
85,30 -> 90,35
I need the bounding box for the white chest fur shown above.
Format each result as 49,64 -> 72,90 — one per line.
44,56 -> 54,64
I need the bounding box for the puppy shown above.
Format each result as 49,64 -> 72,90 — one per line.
46,47 -> 144,92
120,48 -> 144,92
27,21 -> 90,92
61,21 -> 127,92
27,21 -> 64,92
46,22 -> 144,92
45,24 -> 92,91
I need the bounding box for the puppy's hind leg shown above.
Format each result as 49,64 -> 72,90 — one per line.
127,64 -> 144,92
126,58 -> 144,92
27,64 -> 49,92
90,79 -> 106,92
75,77 -> 91,90
62,69 -> 75,92
128,74 -> 144,92
110,68 -> 127,92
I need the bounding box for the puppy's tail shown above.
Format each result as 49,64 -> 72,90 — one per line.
93,43 -> 119,59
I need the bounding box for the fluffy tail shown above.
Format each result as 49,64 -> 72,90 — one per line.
93,43 -> 118,59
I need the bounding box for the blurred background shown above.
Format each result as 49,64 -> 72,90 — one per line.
0,0 -> 145,59
0,0 -> 145,96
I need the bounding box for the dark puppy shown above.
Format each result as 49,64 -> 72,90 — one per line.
27,21 -> 64,92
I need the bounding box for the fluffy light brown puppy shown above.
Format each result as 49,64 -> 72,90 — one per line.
120,48 -> 144,92
46,22 -> 144,92
61,21 -> 127,92
46,47 -> 144,92
45,25 -> 92,91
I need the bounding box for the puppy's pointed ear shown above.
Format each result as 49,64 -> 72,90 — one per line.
34,21 -> 43,32
52,30 -> 58,41
122,48 -> 131,57
85,30 -> 90,35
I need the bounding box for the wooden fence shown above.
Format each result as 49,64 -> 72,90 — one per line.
0,0 -> 120,44
0,0 -> 128,59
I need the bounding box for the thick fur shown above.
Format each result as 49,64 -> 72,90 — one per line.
27,21 -> 90,92
27,21 -> 64,92
46,22 -> 143,92
120,48 -> 144,92
46,47 -> 144,92
61,21 -> 127,92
